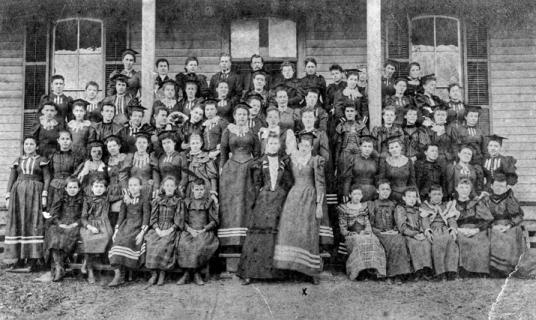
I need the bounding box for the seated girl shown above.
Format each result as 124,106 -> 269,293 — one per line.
179,133 -> 218,200
75,140 -> 108,196
48,131 -> 83,205
446,145 -> 484,199
337,185 -> 386,281
176,179 -> 219,286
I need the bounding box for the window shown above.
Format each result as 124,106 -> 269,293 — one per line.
53,18 -> 104,99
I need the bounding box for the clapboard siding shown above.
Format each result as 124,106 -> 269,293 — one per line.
489,24 -> 536,203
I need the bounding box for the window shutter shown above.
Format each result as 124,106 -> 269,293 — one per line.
24,65 -> 47,110
105,20 -> 128,62
386,17 -> 409,79
105,63 -> 124,93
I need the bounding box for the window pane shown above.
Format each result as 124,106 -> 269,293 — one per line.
231,19 -> 260,58
411,18 -> 435,78
268,18 -> 296,58
55,20 -> 78,52
80,20 -> 102,53
435,18 -> 460,87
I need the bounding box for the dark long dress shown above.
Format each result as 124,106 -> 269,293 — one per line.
67,120 -> 92,160
341,153 -> 378,202
452,125 -> 488,166
274,155 -> 325,276
4,155 -> 50,264
238,155 -> 293,279
108,197 -> 150,268
334,120 -> 370,184
47,149 -> 83,205
395,205 -> 433,272
107,153 -> 129,227
30,118 -> 66,159
379,156 -> 416,204
44,192 -> 83,260
218,125 -> 261,248
177,198 -> 219,268
144,195 -> 183,270
483,155 -> 518,190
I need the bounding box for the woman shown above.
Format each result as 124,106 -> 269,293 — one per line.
300,58 -> 327,107
258,106 -> 297,156
215,81 -> 234,123
446,145 -> 484,199
269,61 -> 304,109
179,133 -> 218,200
405,62 -> 422,98
415,75 -> 444,122
47,131 -> 82,206
68,99 -> 92,160
4,137 -> 50,270
177,105 -> 205,151
381,60 -> 397,98
218,104 -> 261,251
238,133 -> 293,284
452,106 -> 488,166
105,135 -> 129,228
274,132 -> 325,284
123,132 -> 160,201
483,134 -> 518,190
384,78 -> 412,126
379,136 -> 416,204
152,79 -> 181,124
178,79 -> 204,117
157,131 -> 185,187
175,56 -> 210,99
31,101 -> 66,159
272,86 -> 299,132
333,69 -> 368,124
202,99 -> 229,166
371,106 -> 405,160
341,136 -> 379,202
75,140 -> 109,196
108,49 -> 141,97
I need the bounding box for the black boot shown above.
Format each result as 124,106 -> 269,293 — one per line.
148,270 -> 158,285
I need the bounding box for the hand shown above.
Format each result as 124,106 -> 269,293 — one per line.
135,230 -> 145,245
69,223 -> 78,228
155,228 -> 163,237
422,118 -> 434,127
59,224 -> 69,229
88,225 -> 99,234
198,228 -> 206,234
315,204 -> 323,220
42,196 -> 47,209
414,233 -> 426,241
122,189 -> 132,204
381,230 -> 398,235
410,156 -> 417,162
208,150 -> 220,159
425,230 -> 434,243
330,108 -> 335,115
449,229 -> 457,241
188,228 -> 199,238
211,194 -> 219,205
42,211 -> 52,219
479,191 -> 490,199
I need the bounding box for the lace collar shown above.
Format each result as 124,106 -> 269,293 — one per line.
227,123 -> 249,137
386,156 -> 409,167
68,120 -> 91,131
203,116 -> 221,127
39,116 -> 58,129
108,153 -> 126,166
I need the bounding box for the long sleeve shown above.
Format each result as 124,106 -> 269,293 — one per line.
318,131 -> 331,163
115,202 -> 127,229
6,163 -> 18,195
337,206 -> 350,237
219,129 -> 230,168
42,162 -> 51,195
314,156 -> 326,203
503,156 -> 518,187
149,202 -> 160,230
205,200 -> 219,231
332,92 -> 345,119
474,165 -> 484,194
379,158 -> 387,181
81,198 -> 91,227
173,200 -> 184,230
395,206 -> 419,237
141,199 -> 151,227
360,97 -> 369,123
120,154 -> 133,189
446,164 -> 456,199
407,158 -> 416,187
317,109 -> 328,132
341,156 -> 354,197
205,158 -> 219,193
367,201 -> 382,235
284,129 -> 297,155
252,132 -> 262,159
48,195 -> 64,226
333,125 -> 343,168
475,199 -> 494,230
150,153 -> 161,192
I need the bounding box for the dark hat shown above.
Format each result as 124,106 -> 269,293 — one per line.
157,130 -> 178,141
360,134 -> 377,141
252,70 -> 267,78
298,131 -> 316,142
128,105 -> 147,114
356,65 -> 367,73
71,98 -> 90,108
122,48 -> 139,56
159,79 -> 179,89
385,59 -> 398,68
487,134 -> 507,145
184,77 -> 200,87
111,73 -> 130,84
384,134 -> 403,145
404,105 -> 420,114
433,103 -> 449,112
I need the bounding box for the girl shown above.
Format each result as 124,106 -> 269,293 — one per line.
124,132 -> 160,201
273,132 -> 325,285
31,101 -> 66,158
371,106 -> 405,160
218,104 -> 261,251
84,81 -> 102,124
337,185 -> 386,281
105,135 -> 129,228
333,70 -> 368,124
176,179 -> 219,286
341,136 -> 378,203
379,136 -> 416,204
68,100 -> 92,160
381,60 -> 397,98
215,81 -> 234,123
405,62 -> 422,97
238,134 -> 293,285
175,56 -> 210,99
202,99 -> 229,165
80,176 -> 125,284
446,145 -> 484,199
300,58 -> 327,107
107,49 -> 141,97
384,78 -> 412,126
151,79 -> 181,124
47,131 -> 82,206
4,137 -> 50,270
415,75 -> 444,122
446,83 -> 465,129
452,106 -> 488,166
45,176 -> 83,282
145,177 -> 183,286
75,140 -> 108,196
108,177 -> 150,287
258,106 -> 297,156
178,105 -> 205,151
179,133 -> 218,200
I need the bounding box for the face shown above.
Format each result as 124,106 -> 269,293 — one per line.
305,92 -> 319,107
57,133 -> 72,150
185,84 -> 197,98
388,141 -> 402,157
23,138 -> 37,155
122,54 -> 135,70
282,66 -> 294,79
220,56 -> 231,71
90,146 -> 103,161
116,81 -> 127,95
162,138 -> 176,154
135,137 -> 149,153
250,57 -> 263,71
190,107 -> 204,123
51,79 -> 64,93
403,191 -> 418,206
131,111 -> 143,126
456,183 -> 472,198
405,110 -> 418,125
377,183 -> 391,199
276,90 -> 288,106
491,180 -> 508,196
358,70 -> 367,82
163,84 -> 176,99
86,85 -> 98,100
458,148 -> 473,163
192,184 -> 206,199
157,61 -> 169,75
266,110 -> 280,127
425,146 -> 439,161
253,75 -> 266,89
385,64 -> 396,77
465,112 -> 479,126
249,100 -> 261,117
101,105 -> 115,122
487,141 -> 501,157
65,182 -> 80,197
234,108 -> 248,125
162,179 -> 177,196
349,189 -> 363,204
128,178 -> 142,195
331,70 -> 342,83
216,82 -> 229,98
409,65 -> 420,79
344,107 -> 356,121
73,105 -> 86,120
395,81 -> 407,95
204,104 -> 217,119
301,111 -> 316,129
305,61 -> 316,75
449,85 -> 461,100
91,182 -> 107,196
424,80 -> 436,94
429,190 -> 443,204
298,139 -> 312,154
433,111 -> 447,125
360,141 -> 374,156
107,140 -> 120,156
347,74 -> 358,89
383,110 -> 396,125
266,137 -> 281,154
189,136 -> 202,153
42,105 -> 57,120
155,110 -> 168,126
186,60 -> 198,73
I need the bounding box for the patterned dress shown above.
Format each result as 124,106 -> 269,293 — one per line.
44,192 -> 83,259
395,205 -> 433,272
4,155 -> 50,263
47,149 -> 83,205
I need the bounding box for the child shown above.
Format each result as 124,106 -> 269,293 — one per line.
367,180 -> 411,284
84,81 -> 102,124
337,185 -> 386,281
178,79 -> 203,117
384,78 -> 412,126
124,131 -> 160,201
88,102 -> 126,142
145,177 -> 183,286
395,187 -> 433,280
202,99 -> 229,164
68,99 -> 92,160
31,100 -> 67,158
44,176 -> 83,282
176,179 -> 219,286
446,83 -> 465,129
102,74 -> 139,126
39,74 -> 73,122
300,58 -> 327,108
75,140 -> 108,196
179,133 -> 218,200
123,105 -> 152,154
414,144 -> 446,202
80,175 -> 124,284
401,106 -> 430,162
108,177 -> 151,287
452,106 -> 488,166
371,106 -> 405,160
424,105 -> 455,175
419,184 -> 459,281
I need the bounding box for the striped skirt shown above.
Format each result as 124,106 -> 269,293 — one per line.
108,219 -> 147,269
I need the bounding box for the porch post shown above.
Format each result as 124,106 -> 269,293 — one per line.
367,0 -> 382,128
141,0 -> 156,122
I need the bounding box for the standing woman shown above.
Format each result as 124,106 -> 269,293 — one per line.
108,49 -> 141,97
341,136 -> 379,203
4,136 -> 50,270
31,101 -> 66,159
300,58 -> 327,108
405,62 -> 422,98
105,135 -> 129,228
333,69 -> 368,124
274,132 -> 325,285
238,133 -> 293,285
218,104 -> 261,251
258,106 -> 297,156
381,60 -> 397,99
379,136 -> 417,204
68,99 -> 92,160
175,56 -> 210,100
123,132 -> 160,201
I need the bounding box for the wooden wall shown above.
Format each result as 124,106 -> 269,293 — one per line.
489,23 -> 536,204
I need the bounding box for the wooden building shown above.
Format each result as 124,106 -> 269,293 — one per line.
0,0 -> 534,216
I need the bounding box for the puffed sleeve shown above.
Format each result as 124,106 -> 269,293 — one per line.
313,156 -> 326,204
205,199 -> 219,231
150,153 -> 160,192
503,156 -> 519,187
29,122 -> 41,142
474,165 -> 484,194
475,197 -> 494,230
506,192 -> 523,226
337,205 -> 350,237
219,129 -> 230,168
395,205 -> 419,237
149,200 -> 160,230
198,75 -> 211,99
205,157 -> 219,194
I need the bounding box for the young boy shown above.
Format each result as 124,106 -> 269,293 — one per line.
84,81 -> 102,123
452,106 -> 488,166
446,83 -> 465,129
419,185 -> 459,281
371,106 -> 405,159
395,187 -> 433,280
414,144 -> 446,201
176,179 -> 219,286
88,102 -> 126,142
102,74 -> 139,126
40,74 -> 73,123
367,180 -> 412,284
425,105 -> 455,174
402,106 -> 430,162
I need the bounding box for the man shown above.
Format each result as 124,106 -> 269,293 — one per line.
209,53 -> 242,103
39,74 -> 73,122
154,58 -> 171,99
102,74 -> 139,125
241,54 -> 271,95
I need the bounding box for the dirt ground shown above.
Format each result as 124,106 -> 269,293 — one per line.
1,268 -> 532,320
